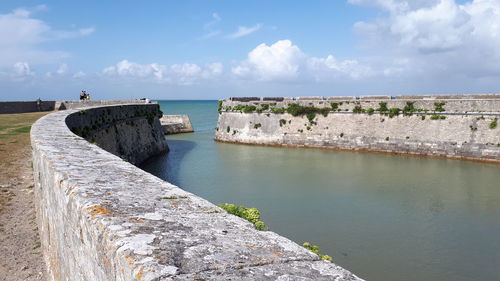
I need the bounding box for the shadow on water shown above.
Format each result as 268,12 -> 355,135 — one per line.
140,139 -> 197,186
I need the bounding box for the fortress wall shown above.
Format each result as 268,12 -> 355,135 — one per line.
221,98 -> 500,113
159,114 -> 194,134
216,98 -> 500,162
0,101 -> 56,114
31,104 -> 362,281
54,100 -> 149,110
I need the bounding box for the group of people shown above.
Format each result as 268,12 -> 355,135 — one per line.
79,90 -> 91,101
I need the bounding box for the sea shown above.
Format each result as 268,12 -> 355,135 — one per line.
140,100 -> 500,281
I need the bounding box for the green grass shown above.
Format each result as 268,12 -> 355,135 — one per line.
0,125 -> 32,139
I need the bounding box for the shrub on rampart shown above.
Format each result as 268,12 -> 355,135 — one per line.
217,203 -> 269,231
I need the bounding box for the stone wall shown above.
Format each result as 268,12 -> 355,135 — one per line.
55,100 -> 150,110
31,104 -> 362,281
215,96 -> 500,162
160,114 -> 194,134
0,101 -> 56,114
65,104 -> 167,165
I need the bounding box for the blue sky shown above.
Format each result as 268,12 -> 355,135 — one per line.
1,0 -> 499,100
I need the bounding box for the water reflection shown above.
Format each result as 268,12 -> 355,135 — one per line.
142,101 -> 500,281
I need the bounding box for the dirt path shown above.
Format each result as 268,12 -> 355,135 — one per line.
0,112 -> 48,281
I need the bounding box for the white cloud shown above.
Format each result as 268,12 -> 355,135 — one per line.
72,71 -> 86,79
56,63 -> 69,75
102,60 -> 224,85
227,24 -> 262,39
79,27 -> 95,36
351,0 -> 500,79
200,13 -> 222,40
9,62 -> 34,81
0,6 -> 94,67
232,40 -> 370,81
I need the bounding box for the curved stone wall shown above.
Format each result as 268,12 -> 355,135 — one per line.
215,97 -> 500,163
31,104 -> 362,281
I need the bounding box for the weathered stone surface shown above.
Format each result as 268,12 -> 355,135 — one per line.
65,104 -> 167,165
216,97 -> 500,162
55,100 -> 150,110
31,104 -> 363,281
160,115 -> 194,135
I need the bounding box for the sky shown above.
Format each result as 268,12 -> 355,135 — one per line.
1,0 -> 499,100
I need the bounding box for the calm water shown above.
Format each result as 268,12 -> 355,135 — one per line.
142,100 -> 500,281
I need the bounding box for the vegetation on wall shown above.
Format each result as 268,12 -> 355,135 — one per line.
279,119 -> 287,127
217,203 -> 269,231
490,118 -> 498,129
434,102 -> 446,112
217,100 -> 223,114
430,115 -> 446,120
302,242 -> 332,262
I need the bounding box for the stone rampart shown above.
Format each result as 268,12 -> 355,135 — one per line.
160,114 -> 194,134
215,96 -> 500,162
0,100 -> 56,114
31,104 -> 362,280
55,100 -> 150,110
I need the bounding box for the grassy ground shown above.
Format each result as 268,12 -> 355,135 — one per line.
0,112 -> 47,210
0,111 -> 48,281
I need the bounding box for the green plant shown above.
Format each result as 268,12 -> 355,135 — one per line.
330,102 -> 339,111
306,113 -> 316,124
279,119 -> 287,127
352,105 -> 364,113
217,100 -> 223,113
388,108 -> 401,118
367,108 -> 375,115
489,118 -> 497,129
217,203 -> 269,231
385,137 -> 389,141
227,126 -> 231,133
434,102 -> 446,112
254,123 -> 262,129
161,196 -> 178,199
286,103 -> 330,117
430,115 -> 446,120
421,115 -> 426,120
303,242 -> 332,262
233,104 -> 257,113
260,104 -> 269,111
403,102 -> 416,116
340,133 -> 344,137
271,107 -> 286,114
243,105 -> 257,113
377,102 -> 388,112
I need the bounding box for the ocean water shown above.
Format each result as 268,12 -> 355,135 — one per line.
141,100 -> 500,281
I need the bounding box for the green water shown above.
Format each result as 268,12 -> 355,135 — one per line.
142,100 -> 500,281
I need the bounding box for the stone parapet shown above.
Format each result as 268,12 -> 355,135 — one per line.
31,104 -> 362,280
